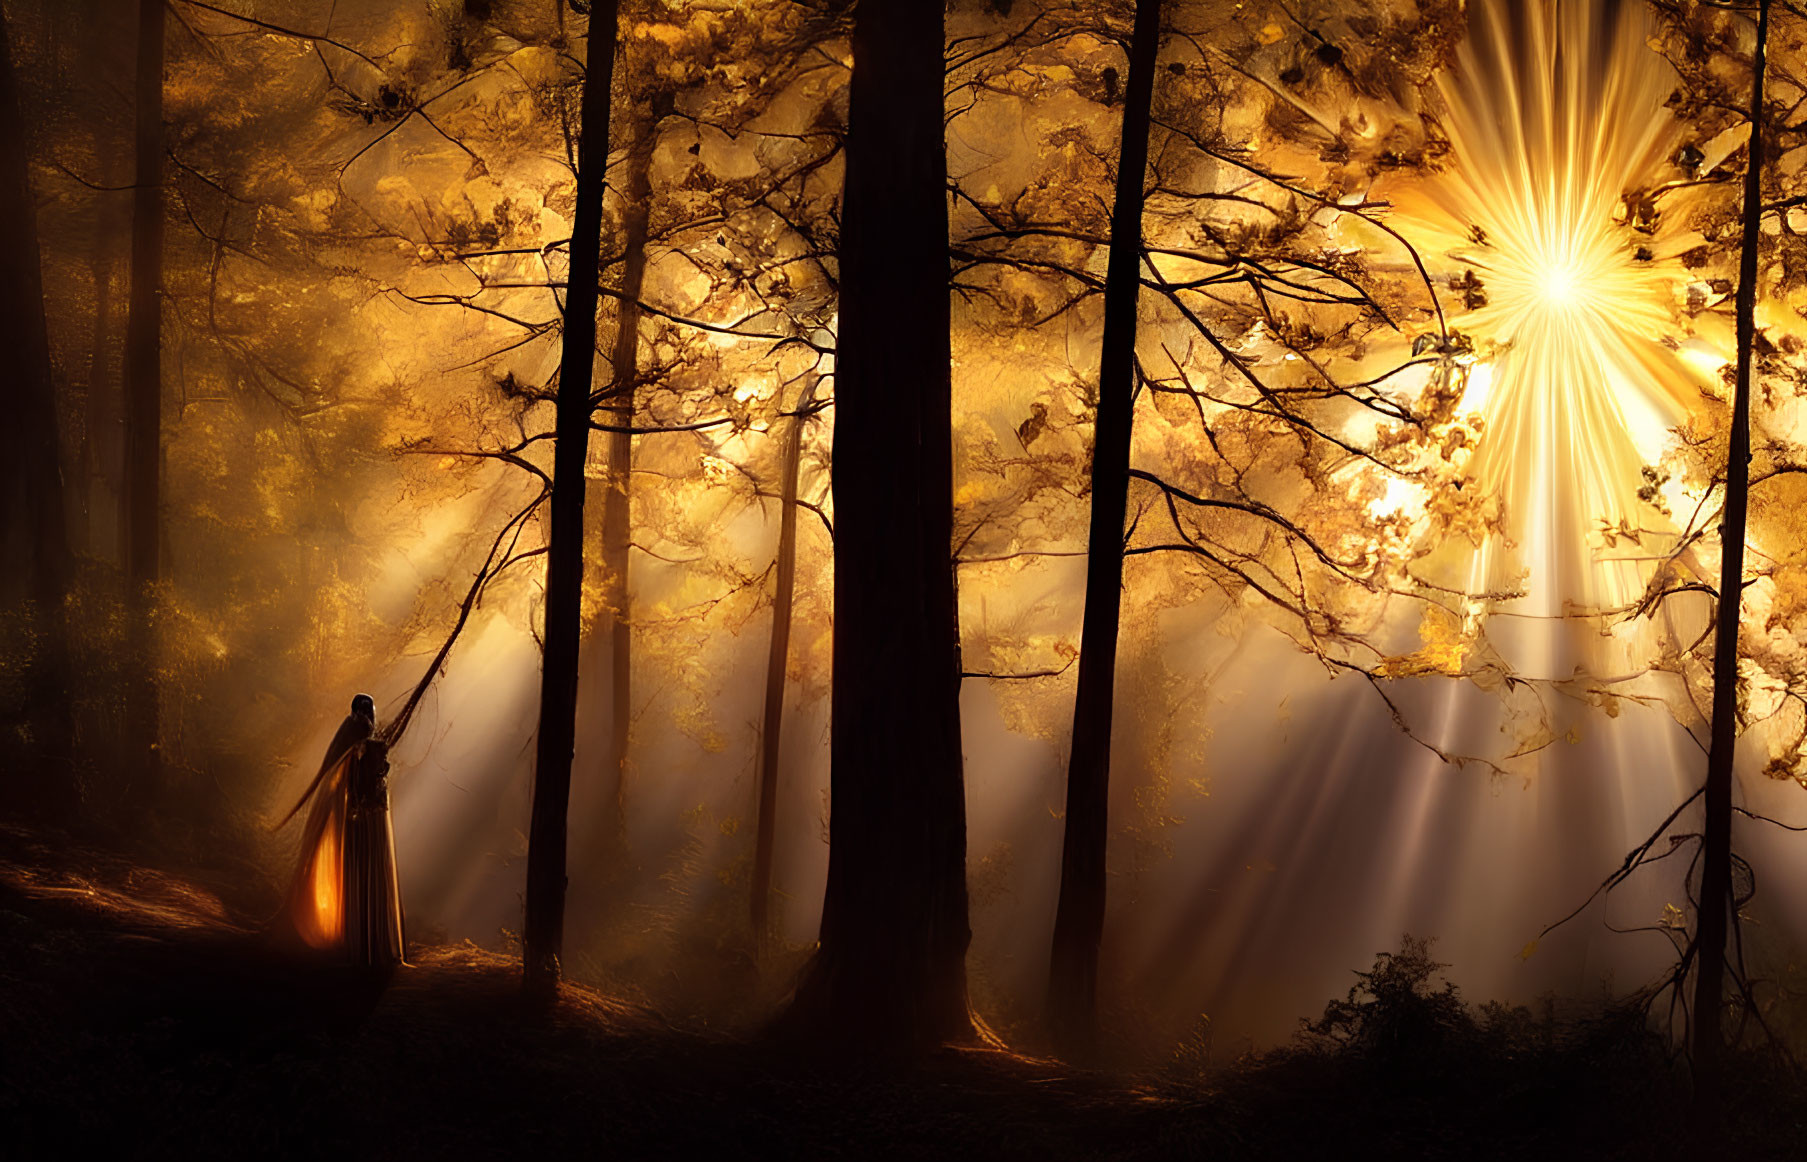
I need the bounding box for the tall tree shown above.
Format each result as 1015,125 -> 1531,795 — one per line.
597,109 -> 654,871
751,374 -> 818,946
1691,0 -> 1769,1113
1046,0 -> 1163,1053
781,0 -> 975,1049
77,233 -> 117,559
70,0 -> 127,563
121,0 -> 163,791
524,0 -> 621,998
0,5 -> 73,783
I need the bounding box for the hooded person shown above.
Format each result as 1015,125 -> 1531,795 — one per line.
275,693 -> 405,968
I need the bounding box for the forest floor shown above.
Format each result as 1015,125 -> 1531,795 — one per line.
2,822 -> 1804,1161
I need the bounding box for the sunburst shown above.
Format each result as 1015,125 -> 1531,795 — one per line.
1393,0 -> 1712,676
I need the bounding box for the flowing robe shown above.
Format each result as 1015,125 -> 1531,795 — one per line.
281,718 -> 404,966
342,739 -> 405,966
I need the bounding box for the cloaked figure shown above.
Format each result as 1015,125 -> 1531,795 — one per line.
275,694 -> 405,968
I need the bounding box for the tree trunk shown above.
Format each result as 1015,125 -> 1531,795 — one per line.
1046,0 -> 1162,1055
523,0 -> 620,998
0,6 -> 74,784
77,2 -> 127,561
751,374 -> 817,948
780,0 -> 975,1052
77,240 -> 115,558
598,115 -> 653,873
1691,0 -> 1769,1115
121,0 -> 164,793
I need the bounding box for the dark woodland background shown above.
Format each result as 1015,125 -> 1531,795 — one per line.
5,0 -> 1807,1155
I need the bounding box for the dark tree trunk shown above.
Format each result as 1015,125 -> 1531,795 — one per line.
780,0 -> 975,1052
0,7 -> 74,778
1046,0 -> 1163,1055
77,240 -> 116,558
598,116 -> 653,871
751,374 -> 817,947
1691,0 -> 1769,1115
121,0 -> 164,792
523,0 -> 620,998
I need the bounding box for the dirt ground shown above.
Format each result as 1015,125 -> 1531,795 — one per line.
2,822 -> 1802,1161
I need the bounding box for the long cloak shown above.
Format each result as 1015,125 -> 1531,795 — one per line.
279,714 -> 404,966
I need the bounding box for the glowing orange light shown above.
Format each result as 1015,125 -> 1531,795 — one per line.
296,800 -> 344,950
1390,0 -> 1702,662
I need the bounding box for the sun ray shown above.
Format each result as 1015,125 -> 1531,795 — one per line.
1391,0 -> 1715,680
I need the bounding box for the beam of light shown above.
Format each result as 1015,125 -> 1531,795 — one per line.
1390,0 -> 1709,678
1113,0 -> 1747,1050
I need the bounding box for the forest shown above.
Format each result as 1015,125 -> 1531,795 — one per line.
4,0 -> 1807,1156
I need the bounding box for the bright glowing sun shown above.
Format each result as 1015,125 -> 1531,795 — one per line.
1538,263 -> 1580,307
1390,0 -> 1708,653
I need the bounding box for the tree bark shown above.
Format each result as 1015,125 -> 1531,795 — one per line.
780,0 -> 975,1052
0,6 -> 74,780
751,375 -> 817,948
1691,0 -> 1769,1115
1046,0 -> 1162,1055
598,115 -> 653,873
122,0 -> 164,792
77,239 -> 116,558
523,0 -> 620,998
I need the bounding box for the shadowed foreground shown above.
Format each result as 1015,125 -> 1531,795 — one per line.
1,825 -> 1802,1161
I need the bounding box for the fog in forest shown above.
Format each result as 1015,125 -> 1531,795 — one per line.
8,0 -> 1807,1070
